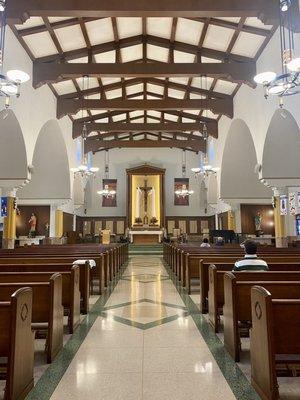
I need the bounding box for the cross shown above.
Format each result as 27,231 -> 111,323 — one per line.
139,179 -> 152,214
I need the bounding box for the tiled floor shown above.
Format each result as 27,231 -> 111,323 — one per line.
48,256 -> 237,400
23,256 -> 261,399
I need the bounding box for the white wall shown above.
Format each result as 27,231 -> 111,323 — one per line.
215,29 -> 300,173
0,28 -> 77,216
81,148 -> 213,217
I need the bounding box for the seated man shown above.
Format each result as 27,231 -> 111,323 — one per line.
233,240 -> 268,271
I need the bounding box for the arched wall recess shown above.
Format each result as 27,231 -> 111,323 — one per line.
220,119 -> 272,200
261,109 -> 300,187
19,119 -> 71,200
0,109 -> 29,184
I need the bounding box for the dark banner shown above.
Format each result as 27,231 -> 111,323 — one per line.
102,179 -> 117,207
174,178 -> 190,206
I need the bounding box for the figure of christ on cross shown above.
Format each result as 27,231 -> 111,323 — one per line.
140,179 -> 152,224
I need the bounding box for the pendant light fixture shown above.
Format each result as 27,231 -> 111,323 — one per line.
254,0 -> 300,106
70,75 -> 99,177
0,1 -> 30,108
97,150 -> 116,198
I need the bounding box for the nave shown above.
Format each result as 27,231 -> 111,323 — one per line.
26,253 -> 300,400
34,256 -> 241,400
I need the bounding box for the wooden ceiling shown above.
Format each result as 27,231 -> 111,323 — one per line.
8,0 -> 278,153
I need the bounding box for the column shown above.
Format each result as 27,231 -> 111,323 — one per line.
273,188 -> 288,248
227,210 -> 236,231
215,213 -> 219,230
55,210 -> 63,238
2,188 -> 17,249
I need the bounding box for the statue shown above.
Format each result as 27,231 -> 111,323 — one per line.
45,222 -> 50,238
28,213 -> 37,237
254,212 -> 262,233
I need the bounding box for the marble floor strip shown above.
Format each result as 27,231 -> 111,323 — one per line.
25,256 -> 260,400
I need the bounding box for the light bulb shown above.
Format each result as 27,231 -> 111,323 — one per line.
191,167 -> 201,173
78,164 -> 88,171
89,167 -> 99,173
7,70 -> 30,83
287,57 -> 300,72
70,167 -> 79,173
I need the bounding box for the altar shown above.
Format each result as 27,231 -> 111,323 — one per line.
126,164 -> 166,238
129,229 -> 164,244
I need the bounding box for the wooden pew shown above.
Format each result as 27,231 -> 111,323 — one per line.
251,286 -> 300,400
208,266 -> 300,333
223,273 -> 300,362
200,257 -> 300,313
0,267 -> 80,333
0,287 -> 35,400
0,260 -> 90,314
0,274 -> 63,363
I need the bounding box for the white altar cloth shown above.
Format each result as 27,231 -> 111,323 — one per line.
128,230 -> 163,243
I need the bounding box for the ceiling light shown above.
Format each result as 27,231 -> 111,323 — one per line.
1,84 -> 18,95
0,1 -> 5,12
7,69 -> 30,83
254,72 -> 276,85
89,167 -> 99,173
280,0 -> 291,12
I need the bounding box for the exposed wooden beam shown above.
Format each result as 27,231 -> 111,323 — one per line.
73,109 -> 218,137
7,0 -> 277,24
35,34 -> 253,64
34,61 -> 256,88
58,97 -> 233,119
59,76 -> 230,101
88,130 -> 205,141
85,138 -> 206,153
72,121 -> 206,138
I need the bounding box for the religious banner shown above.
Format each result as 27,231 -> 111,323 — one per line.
280,195 -> 288,215
0,197 -> 7,217
174,178 -> 190,206
102,179 -> 117,207
289,192 -> 297,215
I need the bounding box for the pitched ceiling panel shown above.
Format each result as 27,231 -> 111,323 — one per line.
23,31 -> 58,57
85,18 -> 114,45
117,17 -> 142,38
203,25 -> 235,51
232,31 -> 265,58
147,44 -> 169,63
147,18 -> 173,40
175,18 -> 204,46
121,44 -> 143,62
54,25 -> 86,51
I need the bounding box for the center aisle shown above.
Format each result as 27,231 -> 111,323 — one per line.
40,256 -> 256,400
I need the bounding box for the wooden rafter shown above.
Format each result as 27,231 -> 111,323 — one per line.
33,61 -> 256,88
7,0 -> 278,24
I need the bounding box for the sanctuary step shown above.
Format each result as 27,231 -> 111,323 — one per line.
129,244 -> 163,255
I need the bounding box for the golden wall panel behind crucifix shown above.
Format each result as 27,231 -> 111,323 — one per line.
131,175 -> 161,227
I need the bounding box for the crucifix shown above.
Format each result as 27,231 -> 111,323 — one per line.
140,179 -> 152,214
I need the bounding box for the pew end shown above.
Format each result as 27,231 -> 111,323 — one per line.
3,288 -> 35,400
223,272 -> 239,362
251,286 -> 279,400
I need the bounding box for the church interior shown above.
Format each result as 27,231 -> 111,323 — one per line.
1,1 -> 300,399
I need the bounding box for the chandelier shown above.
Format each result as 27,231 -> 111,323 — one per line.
0,1 -> 30,107
191,154 -> 219,178
254,0 -> 300,106
97,150 -> 116,198
175,150 -> 194,198
70,76 -> 99,178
